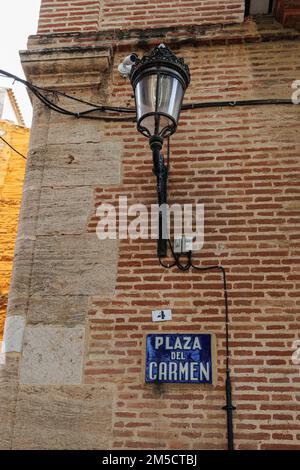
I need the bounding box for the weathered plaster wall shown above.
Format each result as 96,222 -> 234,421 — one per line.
0,122 -> 28,339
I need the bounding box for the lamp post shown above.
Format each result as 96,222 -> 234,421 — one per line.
130,44 -> 190,257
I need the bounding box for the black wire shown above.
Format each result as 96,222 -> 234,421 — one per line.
0,69 -> 296,124
32,89 -> 135,121
0,69 -> 136,118
31,84 -> 135,112
191,262 -> 230,373
30,86 -> 75,116
77,106 -> 136,115
159,239 -> 234,449
0,136 -> 27,160
159,258 -> 177,269
160,238 -> 231,372
181,98 -> 293,110
78,114 -> 136,122
167,239 -> 191,271
0,66 -> 239,444
27,84 -> 135,122
166,136 -> 170,171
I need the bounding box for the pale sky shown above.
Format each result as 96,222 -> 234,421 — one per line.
0,0 -> 41,127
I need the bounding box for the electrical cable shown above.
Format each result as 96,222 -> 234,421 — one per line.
0,136 -> 27,160
0,69 -> 297,124
181,98 -> 293,110
159,238 -> 235,450
166,136 -> 170,171
0,69 -> 136,120
25,80 -> 135,121
0,61 -> 289,449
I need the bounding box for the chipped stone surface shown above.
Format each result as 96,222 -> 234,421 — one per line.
0,385 -> 18,449
12,385 -> 112,449
21,46 -> 112,86
6,99 -> 50,320
30,235 -> 117,296
47,112 -> 106,145
16,188 -> 41,238
27,294 -> 88,326
2,316 -> 26,353
0,357 -> 20,449
0,355 -> 20,386
42,142 -> 122,187
26,99 -> 51,149
6,260 -> 33,317
20,325 -> 85,385
1,44 -> 119,451
36,186 -> 94,235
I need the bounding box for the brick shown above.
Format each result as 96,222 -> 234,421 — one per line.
82,39 -> 300,450
4,0 -> 300,451
38,0 -> 245,33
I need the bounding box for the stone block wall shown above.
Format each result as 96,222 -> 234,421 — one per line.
1,2 -> 300,451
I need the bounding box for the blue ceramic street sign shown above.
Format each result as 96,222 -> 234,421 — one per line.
145,333 -> 214,384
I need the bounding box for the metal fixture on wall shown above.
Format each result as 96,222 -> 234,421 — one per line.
129,46 -> 236,451
3,45 -> 300,449
129,44 -> 190,257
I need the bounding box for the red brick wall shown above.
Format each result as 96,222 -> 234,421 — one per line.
274,0 -> 300,29
38,0 -> 245,33
101,0 -> 245,30
38,0 -> 102,33
33,0 -> 300,451
85,41 -> 300,450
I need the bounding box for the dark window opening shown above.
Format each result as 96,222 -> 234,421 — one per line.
245,0 -> 274,17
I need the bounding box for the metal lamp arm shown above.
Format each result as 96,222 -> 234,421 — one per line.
150,136 -> 168,258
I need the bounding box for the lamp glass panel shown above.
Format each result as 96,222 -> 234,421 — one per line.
157,75 -> 184,123
135,72 -> 184,137
135,74 -> 157,121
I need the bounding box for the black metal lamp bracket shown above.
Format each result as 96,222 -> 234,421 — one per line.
149,136 -> 168,258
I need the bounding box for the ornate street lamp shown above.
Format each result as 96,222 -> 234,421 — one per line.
129,44 -> 190,257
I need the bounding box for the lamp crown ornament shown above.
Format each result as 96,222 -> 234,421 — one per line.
130,44 -> 190,88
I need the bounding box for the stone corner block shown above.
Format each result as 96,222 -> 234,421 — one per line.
1,316 -> 26,353
20,325 -> 85,385
12,384 -> 113,449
